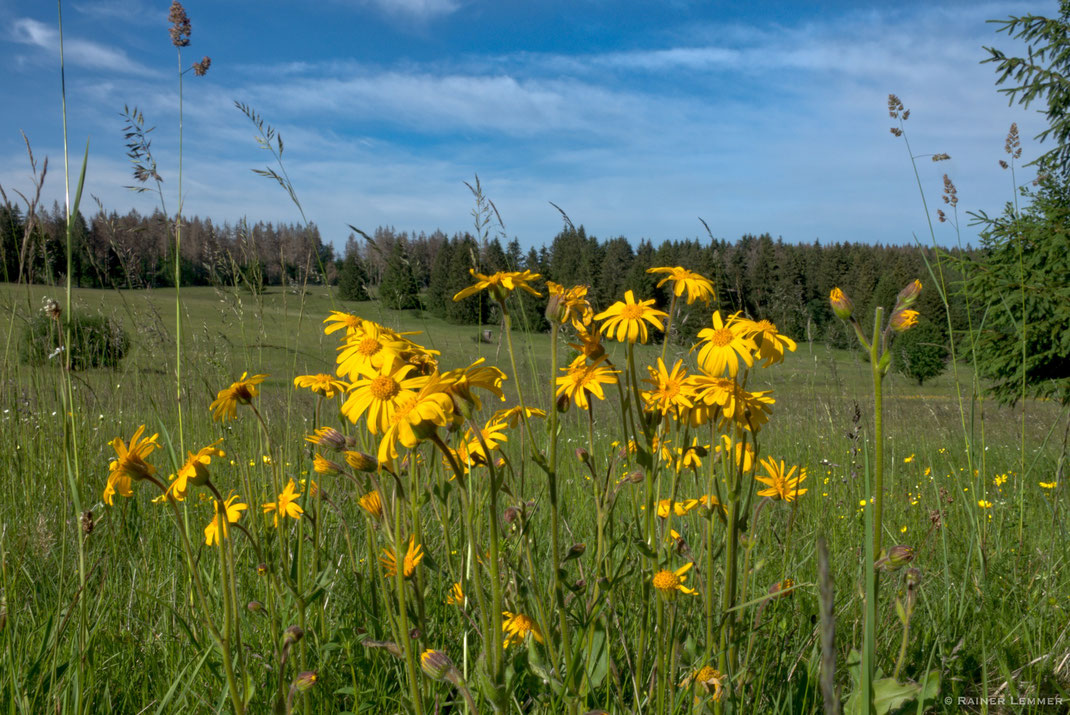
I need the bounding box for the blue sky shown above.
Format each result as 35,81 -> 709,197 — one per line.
0,0 -> 1055,251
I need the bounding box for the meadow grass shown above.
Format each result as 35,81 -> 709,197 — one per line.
0,281 -> 1065,713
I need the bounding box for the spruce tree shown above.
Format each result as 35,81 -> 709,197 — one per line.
379,238 -> 421,310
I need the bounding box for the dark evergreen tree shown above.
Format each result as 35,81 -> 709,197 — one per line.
379,238 -> 421,310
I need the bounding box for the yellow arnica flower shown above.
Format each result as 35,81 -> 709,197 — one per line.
740,318 -> 797,367
335,322 -> 409,379
546,281 -> 594,329
652,562 -> 697,597
756,457 -> 808,501
342,355 -> 427,434
714,434 -> 756,473
103,425 -> 160,505
556,354 -> 619,410
263,479 -> 304,527
210,372 -> 268,422
461,417 -> 509,467
378,374 -> 455,463
502,611 -> 544,648
691,375 -> 774,432
694,312 -> 756,378
167,439 -> 225,501
293,373 -> 349,399
647,266 -> 716,304
642,358 -> 694,415
380,536 -> 424,579
313,453 -> 344,475
204,494 -> 247,546
569,326 -> 606,361
977,500 -> 993,509
829,287 -> 853,320
594,290 -> 668,344
446,582 -> 466,607
1039,481 -> 1057,489
453,269 -> 542,304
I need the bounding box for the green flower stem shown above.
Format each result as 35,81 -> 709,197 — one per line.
546,323 -> 576,701
870,307 -> 886,556
655,598 -> 666,714
391,488 -> 424,713
661,292 -> 678,364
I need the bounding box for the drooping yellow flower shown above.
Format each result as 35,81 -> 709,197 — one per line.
569,326 -> 607,361
556,354 -> 619,410
652,562 -> 697,597
380,536 -> 424,579
1039,481 -> 1057,489
492,405 -> 547,427
691,375 -> 774,432
502,611 -> 544,648
262,479 -> 304,527
694,312 -> 756,378
313,453 -> 344,475
358,490 -> 383,518
293,373 -> 349,399
210,372 -> 268,422
446,582 -> 466,607
443,358 -> 507,417
341,355 -> 427,434
682,665 -> 725,701
594,290 -> 668,344
756,457 -> 808,502
453,269 -> 542,304
647,266 -> 716,304
377,374 -> 455,463
103,424 -> 160,505
546,281 -> 594,329
714,434 -> 756,473
642,358 -> 694,415
335,322 -> 410,379
655,498 -> 699,518
323,310 -> 365,336
166,439 -> 225,501
740,318 -> 796,367
675,438 -> 707,472
461,417 -> 509,466
204,494 -> 247,546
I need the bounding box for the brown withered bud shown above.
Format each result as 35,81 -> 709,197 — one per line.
575,447 -> 590,463
999,160 -> 1009,170
168,1 -> 191,47
192,56 -> 211,76
247,600 -> 264,613
937,209 -> 947,223
503,505 -> 521,525
626,470 -> 645,484
931,153 -> 950,162
890,127 -> 903,137
1005,123 -> 1021,159
409,627 -> 421,641
81,510 -> 94,536
902,109 -> 910,121
942,174 -> 958,208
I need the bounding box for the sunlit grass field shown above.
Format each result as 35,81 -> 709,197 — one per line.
0,282 -> 1066,713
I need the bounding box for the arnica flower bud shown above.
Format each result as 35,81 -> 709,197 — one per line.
895,279 -> 922,310
876,544 -> 915,571
829,287 -> 853,320
556,393 -> 571,413
502,505 -> 521,525
247,600 -> 264,613
313,454 -> 343,475
306,427 -> 347,452
575,447 -> 590,463
769,578 -> 795,599
344,450 -> 378,473
890,309 -> 919,333
282,625 -> 304,648
292,670 -> 317,693
420,649 -> 454,681
565,543 -> 586,561
626,470 -> 645,484
256,562 -> 268,575
545,291 -> 567,323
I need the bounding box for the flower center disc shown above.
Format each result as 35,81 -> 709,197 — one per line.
620,304 -> 643,320
653,570 -> 680,591
357,337 -> 383,356
709,328 -> 733,347
370,375 -> 400,400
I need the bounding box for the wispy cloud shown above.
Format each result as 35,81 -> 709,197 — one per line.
11,18 -> 157,76
335,0 -> 462,21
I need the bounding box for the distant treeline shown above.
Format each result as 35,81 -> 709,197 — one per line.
0,203 -> 968,346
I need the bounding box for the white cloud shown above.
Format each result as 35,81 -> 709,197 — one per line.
335,0 -> 461,21
11,18 -> 157,76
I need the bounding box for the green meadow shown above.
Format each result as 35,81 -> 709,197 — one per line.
0,281 -> 1065,713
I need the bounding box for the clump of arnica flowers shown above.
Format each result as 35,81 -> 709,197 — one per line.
103,266 -> 932,713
